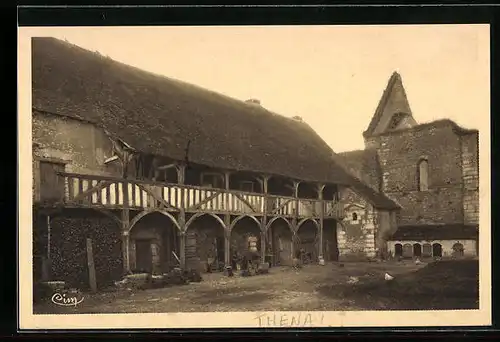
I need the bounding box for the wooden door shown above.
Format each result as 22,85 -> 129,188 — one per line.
39,161 -> 65,202
135,239 -> 153,273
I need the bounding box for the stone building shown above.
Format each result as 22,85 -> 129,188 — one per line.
337,71 -> 480,259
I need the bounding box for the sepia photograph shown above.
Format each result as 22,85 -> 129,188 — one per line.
18,24 -> 490,329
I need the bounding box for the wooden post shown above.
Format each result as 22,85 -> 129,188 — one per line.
224,215 -> 231,268
261,175 -> 270,264
293,181 -> 300,224
317,184 -> 325,262
179,230 -> 186,269
177,163 -> 187,269
224,230 -> 231,267
86,238 -> 97,292
177,164 -> 186,185
122,180 -> 131,273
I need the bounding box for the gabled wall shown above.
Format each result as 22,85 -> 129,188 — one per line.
373,122 -> 466,225
337,187 -> 396,260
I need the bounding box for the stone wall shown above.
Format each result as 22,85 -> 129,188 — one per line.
461,132 -> 480,224
376,122 -> 465,225
336,187 -> 377,260
33,111 -> 121,176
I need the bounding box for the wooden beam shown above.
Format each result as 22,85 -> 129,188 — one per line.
137,184 -> 179,211
187,191 -> 221,211
233,193 -> 257,213
86,238 -> 97,292
156,163 -> 177,171
71,180 -> 113,202
271,198 -> 293,215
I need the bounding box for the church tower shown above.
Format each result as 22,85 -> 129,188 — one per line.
363,71 -> 417,149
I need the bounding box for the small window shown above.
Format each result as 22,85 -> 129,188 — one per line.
418,159 -> 429,191
240,181 -> 254,193
352,212 -> 358,222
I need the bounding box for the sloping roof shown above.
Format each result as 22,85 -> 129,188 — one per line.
389,224 -> 479,241
363,71 -> 413,138
32,37 -> 354,186
332,151 -> 399,210
348,176 -> 400,210
336,148 -> 382,192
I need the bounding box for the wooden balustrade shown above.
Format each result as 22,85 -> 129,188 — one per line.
38,172 -> 345,219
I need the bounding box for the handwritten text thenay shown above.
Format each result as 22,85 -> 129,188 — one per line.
254,312 -> 325,327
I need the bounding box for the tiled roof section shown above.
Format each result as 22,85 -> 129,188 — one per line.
389,224 -> 479,241
32,37 -> 355,186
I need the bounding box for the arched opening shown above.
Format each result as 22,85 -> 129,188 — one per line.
432,243 -> 443,258
422,243 -> 432,258
394,243 -> 403,257
413,243 -> 422,258
296,219 -> 319,264
185,213 -> 226,273
322,218 -> 339,262
267,217 -> 294,267
230,216 -> 262,271
352,212 -> 358,221
418,158 -> 429,191
402,243 -> 413,258
129,211 -> 179,275
452,242 -> 465,258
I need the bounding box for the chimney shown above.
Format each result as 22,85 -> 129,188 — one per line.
245,98 -> 261,106
292,116 -> 303,122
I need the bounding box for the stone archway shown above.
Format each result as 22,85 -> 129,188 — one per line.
452,242 -> 465,258
230,216 -> 262,269
413,243 -> 422,258
296,219 -> 320,263
267,216 -> 294,266
402,243 -> 413,258
184,213 -> 226,273
432,243 -> 443,258
394,243 -> 403,257
129,211 -> 180,275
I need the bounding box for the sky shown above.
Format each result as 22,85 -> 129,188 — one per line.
28,25 -> 489,152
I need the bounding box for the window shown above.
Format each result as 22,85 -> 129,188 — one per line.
240,181 -> 255,193
39,160 -> 66,202
388,113 -> 406,130
352,212 -> 358,222
418,159 -> 429,191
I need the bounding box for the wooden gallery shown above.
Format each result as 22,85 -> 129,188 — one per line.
31,38 -> 401,290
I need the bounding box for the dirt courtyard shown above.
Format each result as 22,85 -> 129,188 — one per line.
34,259 -> 479,314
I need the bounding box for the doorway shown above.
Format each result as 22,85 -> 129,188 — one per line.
135,239 -> 153,273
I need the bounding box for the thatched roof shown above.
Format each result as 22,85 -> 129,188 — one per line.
389,224 -> 479,241
32,37 -> 355,186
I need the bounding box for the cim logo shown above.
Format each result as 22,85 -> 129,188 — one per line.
51,292 -> 85,307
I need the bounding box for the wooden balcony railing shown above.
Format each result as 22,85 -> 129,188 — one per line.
37,172 -> 345,219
